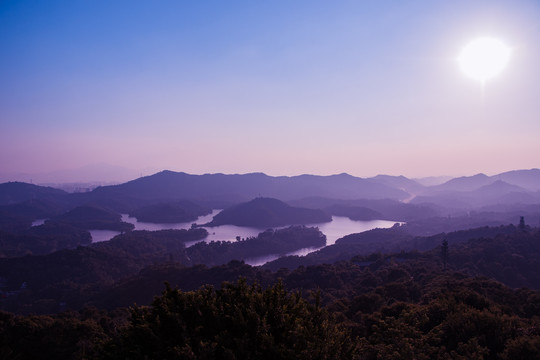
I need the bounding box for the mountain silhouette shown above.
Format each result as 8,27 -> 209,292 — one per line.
0,182 -> 67,205
88,171 -> 410,203
205,197 -> 332,228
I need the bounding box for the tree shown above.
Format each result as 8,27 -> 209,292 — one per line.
441,239 -> 449,271
111,279 -> 357,359
519,216 -> 526,230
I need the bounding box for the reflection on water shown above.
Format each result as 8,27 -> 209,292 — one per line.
243,217 -> 398,266
312,217 -> 397,246
90,229 -> 121,243
186,224 -> 261,247
98,210 -> 399,266
31,219 -> 46,227
245,246 -> 322,267
120,210 -> 261,247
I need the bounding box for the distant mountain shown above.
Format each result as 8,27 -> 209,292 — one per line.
412,179 -> 536,211
0,182 -> 67,205
205,197 -> 332,228
474,180 -> 528,198
2,169 -> 539,220
288,197 -> 438,222
413,175 -> 453,187
431,173 -> 492,192
368,175 -> 425,195
88,171 -> 410,203
419,169 -> 540,196
493,168 -> 540,191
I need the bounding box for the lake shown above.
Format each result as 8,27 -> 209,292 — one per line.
118,210 -> 397,246
120,210 -> 262,246
244,217 -> 398,266
31,219 -> 46,227
103,210 -> 399,265
89,229 -> 125,243
37,211 -> 398,264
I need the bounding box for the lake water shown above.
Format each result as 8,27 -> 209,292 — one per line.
31,219 -> 46,227
120,210 -> 262,246
310,217 -> 397,246
243,217 -> 398,266
103,210 -> 398,265
37,211 -> 397,265
89,229 -> 124,243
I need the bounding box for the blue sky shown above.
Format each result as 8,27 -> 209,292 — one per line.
1,0 -> 539,180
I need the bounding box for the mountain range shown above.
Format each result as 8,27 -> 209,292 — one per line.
1,168 -> 539,220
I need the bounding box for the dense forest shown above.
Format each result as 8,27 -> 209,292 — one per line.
1,226 -> 540,358
204,197 -> 332,228
2,171 -> 540,358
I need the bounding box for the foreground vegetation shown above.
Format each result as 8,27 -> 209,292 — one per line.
1,178 -> 540,359
1,262 -> 540,359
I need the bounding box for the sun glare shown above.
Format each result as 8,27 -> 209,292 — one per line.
458,37 -> 511,83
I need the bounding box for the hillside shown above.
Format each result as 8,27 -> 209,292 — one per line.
186,226 -> 327,266
495,168 -> 540,191
410,169 -> 540,211
50,205 -> 134,232
205,197 -> 332,228
1,218 -> 540,359
0,226 -> 323,313
289,197 -> 438,222
128,200 -> 211,223
0,182 -> 67,205
431,173 -> 492,192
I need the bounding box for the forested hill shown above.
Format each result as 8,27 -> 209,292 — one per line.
205,197 -> 332,228
2,229 -> 540,358
0,182 -> 67,205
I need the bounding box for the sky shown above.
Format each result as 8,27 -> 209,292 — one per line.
1,0 -> 539,181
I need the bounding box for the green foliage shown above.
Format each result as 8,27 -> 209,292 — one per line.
1,223 -> 540,359
1,263 -> 540,359
207,197 -> 332,228
187,226 -> 326,266
110,279 -> 356,360
0,229 -> 207,313
447,229 -> 540,288
0,222 -> 92,257
0,307 -> 129,359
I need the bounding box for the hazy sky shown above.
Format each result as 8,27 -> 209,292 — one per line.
1,0 -> 539,180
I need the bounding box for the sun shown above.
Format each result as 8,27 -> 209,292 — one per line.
458,37 -> 511,83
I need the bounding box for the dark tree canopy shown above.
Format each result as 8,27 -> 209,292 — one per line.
108,279 -> 356,360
